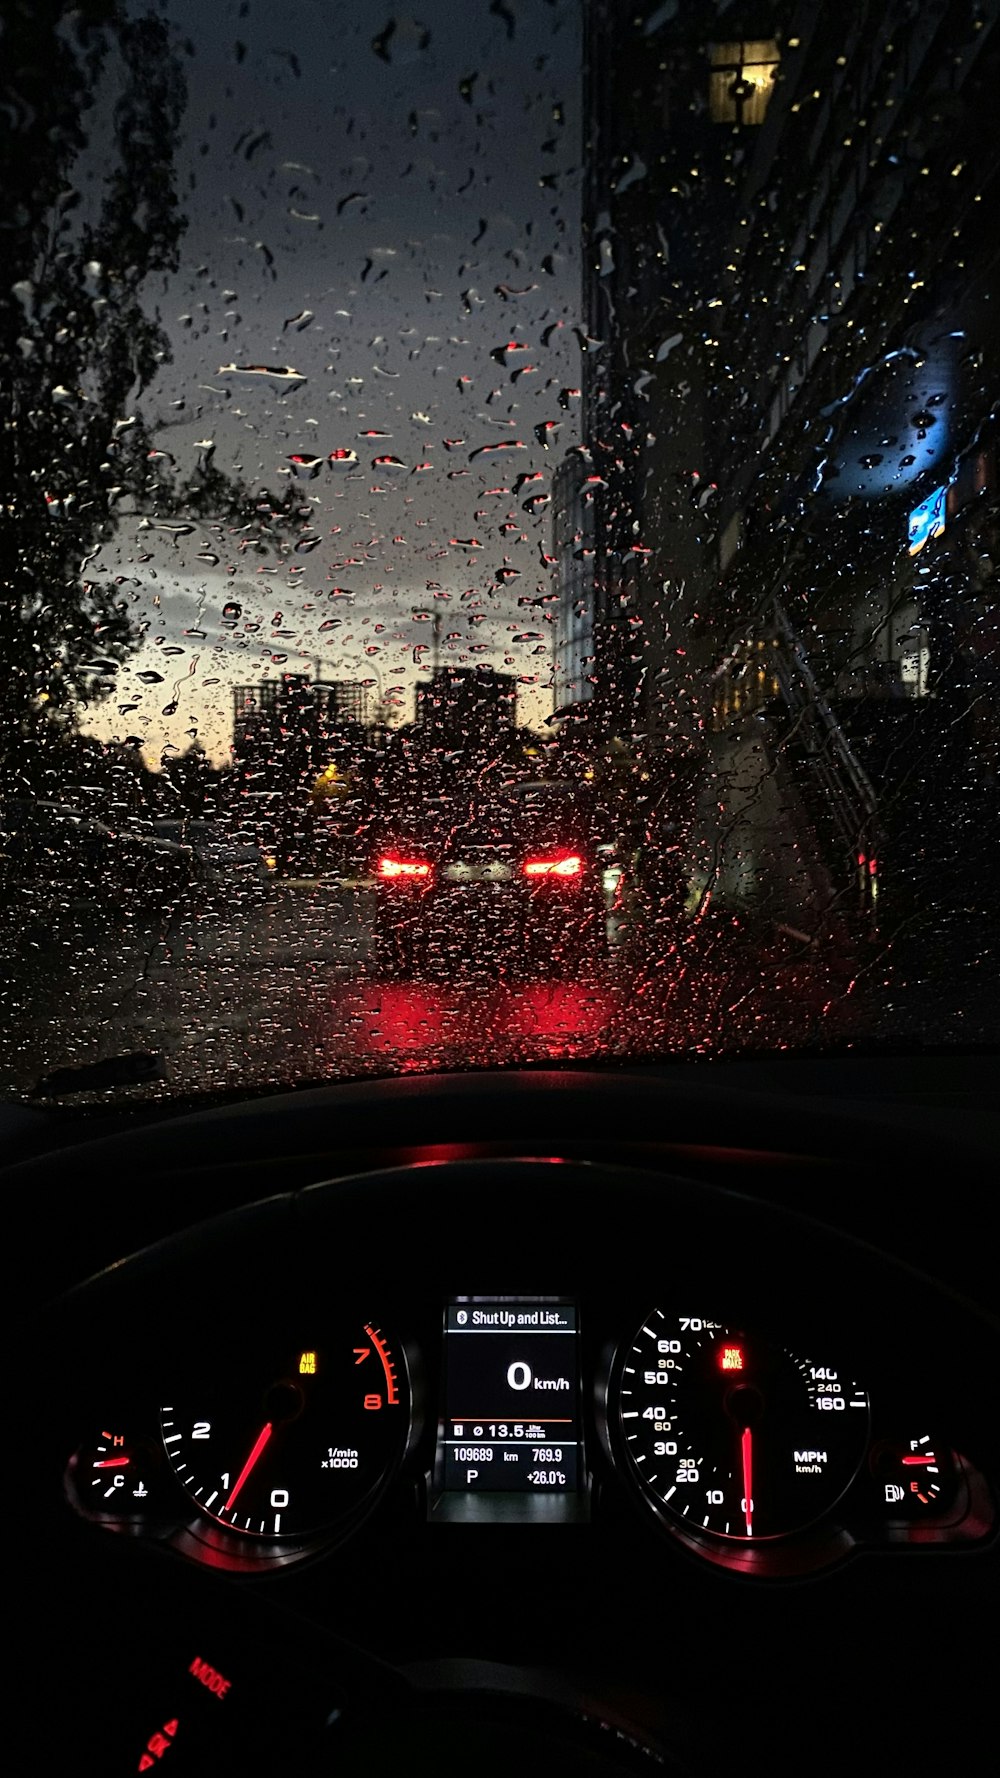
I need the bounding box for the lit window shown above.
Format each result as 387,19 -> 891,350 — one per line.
709,41 -> 780,125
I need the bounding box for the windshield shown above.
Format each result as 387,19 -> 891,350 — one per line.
2,0 -> 997,1104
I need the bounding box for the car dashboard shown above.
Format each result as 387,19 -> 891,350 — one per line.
61,1222 -> 992,1579
20,1064 -> 1000,1775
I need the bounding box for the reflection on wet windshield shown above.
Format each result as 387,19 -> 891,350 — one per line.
1,1 -> 996,1100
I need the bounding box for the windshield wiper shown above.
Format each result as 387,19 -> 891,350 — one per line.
32,1052 -> 165,1098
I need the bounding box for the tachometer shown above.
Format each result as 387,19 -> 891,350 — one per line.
608,1312 -> 869,1540
160,1322 -> 410,1540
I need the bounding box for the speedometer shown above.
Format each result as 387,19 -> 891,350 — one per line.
608,1312 -> 870,1540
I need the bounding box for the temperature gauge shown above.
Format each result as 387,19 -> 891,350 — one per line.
68,1426 -> 164,1520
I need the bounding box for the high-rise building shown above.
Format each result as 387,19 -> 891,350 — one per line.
413,666 -> 518,740
563,0 -> 997,912
232,675 -> 372,757
552,453 -> 598,714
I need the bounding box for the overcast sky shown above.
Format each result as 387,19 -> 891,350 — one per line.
84,0 -> 583,763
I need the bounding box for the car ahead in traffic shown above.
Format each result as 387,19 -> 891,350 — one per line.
370,779 -> 609,978
152,818 -> 274,904
1,799 -> 201,932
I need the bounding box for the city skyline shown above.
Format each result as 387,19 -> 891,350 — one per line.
81,0 -> 584,765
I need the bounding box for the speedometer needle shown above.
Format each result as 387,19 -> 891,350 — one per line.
742,1426 -> 753,1537
224,1422 -> 272,1512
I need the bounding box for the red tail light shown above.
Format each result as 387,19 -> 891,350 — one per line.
523,852 -> 584,878
377,854 -> 432,880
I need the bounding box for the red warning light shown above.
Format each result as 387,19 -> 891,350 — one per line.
721,1345 -> 744,1371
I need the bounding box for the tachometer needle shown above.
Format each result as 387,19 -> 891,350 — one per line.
224,1422 -> 272,1512
742,1426 -> 753,1537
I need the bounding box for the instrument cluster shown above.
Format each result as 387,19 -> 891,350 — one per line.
63,1292 -> 995,1579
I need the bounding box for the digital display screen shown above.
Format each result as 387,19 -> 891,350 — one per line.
442,1300 -> 581,1493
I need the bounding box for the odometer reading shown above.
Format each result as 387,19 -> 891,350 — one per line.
612,1313 -> 870,1539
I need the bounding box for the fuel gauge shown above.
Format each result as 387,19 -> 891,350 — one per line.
870,1435 -> 957,1516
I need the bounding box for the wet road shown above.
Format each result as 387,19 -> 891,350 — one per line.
0,878 -> 869,1103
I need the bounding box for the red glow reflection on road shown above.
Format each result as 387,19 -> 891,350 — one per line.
357,983 -> 453,1051
336,975 -> 619,1064
502,981 -> 613,1041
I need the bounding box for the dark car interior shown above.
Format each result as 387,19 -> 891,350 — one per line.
19,1052 -> 998,1775
6,3 -> 998,1773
